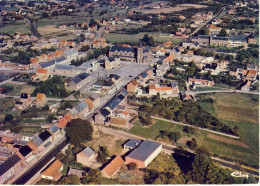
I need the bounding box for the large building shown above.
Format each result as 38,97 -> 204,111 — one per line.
125,140 -> 162,168
109,41 -> 153,63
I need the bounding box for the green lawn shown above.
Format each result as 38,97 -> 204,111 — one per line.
197,93 -> 259,152
130,117 -> 259,167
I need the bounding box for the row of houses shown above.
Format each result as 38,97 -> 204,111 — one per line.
191,33 -> 256,48
0,122 -> 63,184
40,139 -> 162,181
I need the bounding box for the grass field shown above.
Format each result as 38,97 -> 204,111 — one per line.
2,22 -> 31,34
130,117 -> 259,166
103,32 -> 182,44
197,93 -> 259,152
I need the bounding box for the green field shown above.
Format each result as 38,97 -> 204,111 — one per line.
130,116 -> 259,166
103,32 -> 183,44
197,93 -> 259,151
2,21 -> 31,34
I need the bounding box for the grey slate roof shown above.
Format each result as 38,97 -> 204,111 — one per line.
82,146 -> 94,158
103,79 -> 114,87
229,34 -> 248,41
40,60 -> 56,69
127,140 -> 162,161
32,135 -> 44,147
55,64 -> 73,71
110,46 -> 135,53
49,124 -> 59,134
72,73 -> 90,84
140,72 -> 148,79
75,101 -> 89,113
0,154 -> 21,176
107,97 -> 122,110
124,139 -> 142,149
56,56 -> 67,64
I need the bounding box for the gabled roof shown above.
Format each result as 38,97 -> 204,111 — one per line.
124,139 -> 142,149
129,80 -> 138,86
41,159 -> 63,180
120,88 -> 128,96
103,79 -> 115,87
57,117 -> 68,128
36,68 -> 48,74
56,56 -> 66,64
81,146 -> 94,158
140,72 -> 148,79
107,97 -> 122,110
39,130 -> 52,142
49,124 -> 59,134
100,108 -> 110,117
72,73 -> 90,84
40,60 -> 56,69
0,154 -> 21,176
127,140 -> 161,161
19,145 -> 32,157
64,48 -> 78,56
110,46 -> 135,53
75,101 -> 89,113
32,135 -> 44,147
102,155 -> 124,178
109,74 -> 120,80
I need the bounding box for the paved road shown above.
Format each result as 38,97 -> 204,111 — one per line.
25,17 -> 41,37
13,139 -> 67,185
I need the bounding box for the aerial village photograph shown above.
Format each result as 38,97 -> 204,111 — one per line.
0,0 -> 259,185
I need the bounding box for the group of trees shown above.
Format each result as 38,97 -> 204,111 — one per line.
158,130 -> 181,143
30,76 -> 69,98
65,119 -> 93,147
138,98 -> 235,135
141,34 -> 155,47
186,150 -> 256,184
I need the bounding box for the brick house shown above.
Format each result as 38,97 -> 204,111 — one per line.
105,57 -> 120,70
70,101 -> 89,119
101,155 -> 124,178
48,124 -> 62,141
245,69 -> 257,81
76,146 -> 96,167
125,140 -> 162,169
85,93 -> 100,111
127,81 -> 138,93
65,73 -> 91,91
27,135 -> 44,154
32,68 -> 50,81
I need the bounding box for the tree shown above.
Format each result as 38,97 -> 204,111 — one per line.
46,114 -> 55,123
42,12 -> 49,18
4,114 -> 13,122
127,162 -> 137,170
58,175 -> 81,185
190,153 -> 211,183
65,119 -> 93,146
81,169 -> 102,184
195,146 -> 211,156
187,138 -> 197,149
219,28 -> 228,37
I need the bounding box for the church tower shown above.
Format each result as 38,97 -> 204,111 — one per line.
137,40 -> 143,63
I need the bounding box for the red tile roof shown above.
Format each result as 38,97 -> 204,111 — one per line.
102,155 -> 124,178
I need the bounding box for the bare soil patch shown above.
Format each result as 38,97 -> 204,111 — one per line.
207,134 -> 249,148
178,137 -> 193,144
